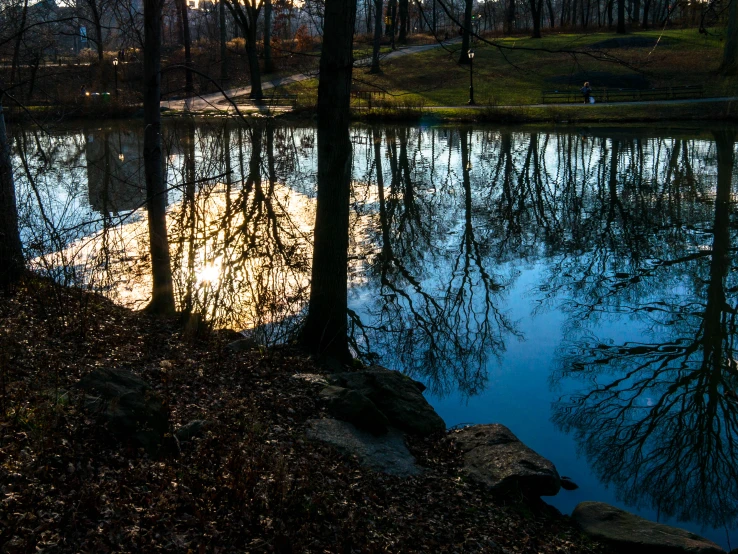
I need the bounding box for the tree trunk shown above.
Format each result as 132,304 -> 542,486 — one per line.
398,0 -> 408,43
530,0 -> 543,37
175,0 -> 185,44
459,0 -> 473,63
179,0 -> 194,94
89,0 -> 105,63
370,0 -> 383,73
387,0 -> 397,49
617,0 -> 626,33
0,101 -> 24,290
11,0 -> 28,86
721,0 -> 738,75
264,0 -> 274,73
246,22 -> 263,99
220,0 -> 229,84
505,0 -> 516,33
143,0 -> 176,315
300,0 -> 357,363
547,0 -> 555,28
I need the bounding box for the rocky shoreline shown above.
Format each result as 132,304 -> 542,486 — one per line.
0,279 -> 730,553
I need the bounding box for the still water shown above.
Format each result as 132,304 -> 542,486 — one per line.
11,120 -> 738,549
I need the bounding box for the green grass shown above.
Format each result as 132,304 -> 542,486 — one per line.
275,28 -> 737,120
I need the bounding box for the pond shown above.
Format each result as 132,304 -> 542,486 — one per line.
10,119 -> 738,549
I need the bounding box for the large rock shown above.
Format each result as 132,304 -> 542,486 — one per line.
79,368 -> 169,453
572,502 -> 725,554
450,424 -> 560,496
306,418 -> 421,476
319,385 -> 389,435
327,367 -> 445,436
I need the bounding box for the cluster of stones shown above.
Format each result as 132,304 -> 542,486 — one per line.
78,364 -> 728,553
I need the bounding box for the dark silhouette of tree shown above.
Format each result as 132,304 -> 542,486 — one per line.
143,0 -> 176,314
721,0 -> 738,75
617,0 -> 626,32
178,0 -> 194,95
300,0 -> 357,363
224,0 -> 264,100
369,0 -> 383,73
458,0 -> 473,64
0,99 -> 24,290
530,0 -> 544,37
264,0 -> 275,73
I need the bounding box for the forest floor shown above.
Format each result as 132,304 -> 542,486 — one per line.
0,278 -> 614,553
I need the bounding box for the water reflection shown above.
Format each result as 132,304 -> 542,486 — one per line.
10,121 -> 738,545
551,129 -> 738,532
85,128 -> 147,214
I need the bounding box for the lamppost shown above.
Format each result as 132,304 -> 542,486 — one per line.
467,49 -> 475,105
113,57 -> 119,98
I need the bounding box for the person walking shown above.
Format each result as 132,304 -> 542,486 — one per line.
581,82 -> 592,104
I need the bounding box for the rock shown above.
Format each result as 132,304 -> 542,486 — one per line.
450,424 -> 561,496
175,420 -> 212,442
319,386 -> 389,435
560,476 -> 579,490
292,373 -> 329,386
79,368 -> 169,453
218,329 -> 244,343
328,367 -> 444,436
226,338 -> 260,353
305,419 -> 421,476
572,502 -> 725,554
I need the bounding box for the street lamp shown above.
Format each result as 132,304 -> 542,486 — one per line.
113,57 -> 119,98
467,49 -> 475,105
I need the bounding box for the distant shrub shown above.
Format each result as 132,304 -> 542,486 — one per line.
295,25 -> 315,52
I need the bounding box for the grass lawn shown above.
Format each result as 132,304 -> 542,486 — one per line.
277,28 -> 737,113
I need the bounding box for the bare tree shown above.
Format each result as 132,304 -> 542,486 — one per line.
721,0 -> 738,74
143,0 -> 176,314
224,0 -> 264,100
0,99 -> 24,290
300,0 -> 357,363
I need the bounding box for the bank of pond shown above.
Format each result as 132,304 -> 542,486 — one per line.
8,119 -> 738,550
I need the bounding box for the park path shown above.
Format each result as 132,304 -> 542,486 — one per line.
161,39 -> 459,113
426,95 -> 738,109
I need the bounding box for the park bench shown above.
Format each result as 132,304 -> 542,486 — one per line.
351,89 -> 387,108
541,84 -> 705,104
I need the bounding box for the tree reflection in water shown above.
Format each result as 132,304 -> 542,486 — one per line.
552,130 -> 738,531
11,121 -> 738,540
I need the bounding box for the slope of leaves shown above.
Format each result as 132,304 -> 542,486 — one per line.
0,278 -> 612,553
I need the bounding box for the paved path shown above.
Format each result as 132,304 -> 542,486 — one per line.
423,96 -> 738,110
162,39 -> 459,113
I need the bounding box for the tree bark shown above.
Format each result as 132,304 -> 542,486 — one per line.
11,0 -> 28,86
300,0 -> 357,363
179,0 -> 194,94
246,22 -> 263,99
459,0 -> 473,64
505,0 -> 516,34
225,0 -> 264,100
721,0 -> 738,75
546,0 -> 555,28
0,101 -> 24,290
530,0 -> 543,37
143,0 -> 176,315
617,0 -> 626,33
264,0 -> 274,73
220,0 -> 229,84
386,0 -> 397,49
370,0 -> 383,73
398,0 -> 408,43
